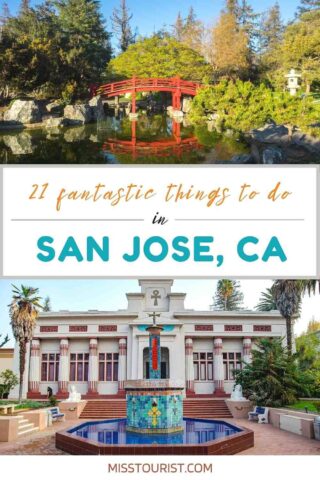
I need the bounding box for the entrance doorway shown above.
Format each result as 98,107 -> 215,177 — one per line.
143,347 -> 169,379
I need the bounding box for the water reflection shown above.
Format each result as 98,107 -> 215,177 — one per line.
0,114 -> 249,164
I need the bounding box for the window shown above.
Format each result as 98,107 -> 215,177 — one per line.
70,353 -> 89,381
193,352 -> 213,381
223,352 -> 242,380
98,353 -> 119,381
41,353 -> 59,382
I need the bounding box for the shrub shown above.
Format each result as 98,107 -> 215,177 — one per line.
190,80 -> 320,134
48,395 -> 58,406
313,401 -> 320,412
0,370 -> 18,399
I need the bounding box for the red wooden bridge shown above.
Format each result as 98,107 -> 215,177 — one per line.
92,77 -> 200,113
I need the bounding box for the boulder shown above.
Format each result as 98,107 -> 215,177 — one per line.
46,101 -> 63,115
89,95 -> 105,121
230,154 -> 255,164
262,147 -> 285,164
44,117 -> 67,128
63,104 -> 92,125
4,100 -> 41,124
3,132 -> 34,154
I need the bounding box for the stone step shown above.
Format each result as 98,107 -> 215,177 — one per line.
17,426 -> 39,436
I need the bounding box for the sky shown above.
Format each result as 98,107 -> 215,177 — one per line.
7,1 -> 301,40
1,278 -> 319,347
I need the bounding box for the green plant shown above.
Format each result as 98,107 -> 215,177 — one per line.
48,395 -> 58,406
313,401 -> 320,412
0,369 -> 18,399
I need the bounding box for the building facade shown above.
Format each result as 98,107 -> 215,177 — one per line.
10,280 -> 287,399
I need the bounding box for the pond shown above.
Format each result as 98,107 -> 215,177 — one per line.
0,114 -> 249,164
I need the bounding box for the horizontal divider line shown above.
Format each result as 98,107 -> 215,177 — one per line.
11,219 -> 145,222
174,218 -> 305,221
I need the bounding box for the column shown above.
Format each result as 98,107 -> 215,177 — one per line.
213,338 -> 225,395
58,338 -> 69,397
88,338 -> 98,395
185,338 -> 194,394
28,338 -> 41,395
243,337 -> 252,364
118,338 -> 127,394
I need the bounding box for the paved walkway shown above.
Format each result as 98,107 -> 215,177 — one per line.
0,417 -> 319,455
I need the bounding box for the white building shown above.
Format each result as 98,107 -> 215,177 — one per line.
11,279 -> 287,400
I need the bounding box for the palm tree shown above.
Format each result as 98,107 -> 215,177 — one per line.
9,285 -> 42,403
301,280 -> 320,296
273,280 -> 303,355
255,286 -> 277,311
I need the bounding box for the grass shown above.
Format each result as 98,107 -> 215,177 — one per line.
0,400 -> 50,410
287,400 -> 319,413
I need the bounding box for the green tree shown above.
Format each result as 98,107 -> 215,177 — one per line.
43,296 -> 52,312
296,332 -> 320,370
112,0 -> 135,53
0,2 -> 63,97
20,0 -> 30,13
273,280 -> 302,355
212,279 -> 244,311
9,285 -> 42,403
235,338 -> 307,406
0,333 -> 9,347
108,35 -> 212,81
279,10 -> 320,93
208,12 -> 250,80
297,0 -> 320,16
0,369 -> 18,399
255,286 -> 277,311
56,0 -> 112,98
260,2 -> 284,54
306,318 -> 320,333
173,12 -> 184,41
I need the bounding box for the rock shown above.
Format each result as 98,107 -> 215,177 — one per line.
182,97 -> 193,114
230,154 -> 255,164
4,100 -> 41,124
3,132 -> 34,154
63,104 -> 92,125
46,101 -> 63,115
262,147 -> 285,164
44,117 -> 67,128
89,95 -> 105,121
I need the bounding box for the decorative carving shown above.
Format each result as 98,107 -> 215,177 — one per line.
99,325 -> 117,332
253,325 -> 271,332
225,325 -> 242,332
69,325 -> 87,332
195,325 -> 213,331
40,326 -> 58,333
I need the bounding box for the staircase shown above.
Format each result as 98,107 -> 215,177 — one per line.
17,415 -> 39,437
80,399 -> 232,419
80,400 -> 126,419
183,399 -> 232,419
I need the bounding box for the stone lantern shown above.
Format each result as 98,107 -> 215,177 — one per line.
285,69 -> 301,96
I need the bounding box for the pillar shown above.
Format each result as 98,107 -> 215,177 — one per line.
88,338 -> 98,395
185,338 -> 194,394
118,338 -> 127,394
243,337 -> 252,364
213,338 -> 225,395
131,91 -> 136,114
28,338 -> 41,395
58,338 -> 69,397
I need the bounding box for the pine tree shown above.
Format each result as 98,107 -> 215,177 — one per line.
43,296 -> 52,312
260,2 -> 284,53
182,6 -> 204,53
238,0 -> 260,48
298,0 -> 320,15
112,0 -> 135,52
209,12 -> 250,79
0,2 -> 10,30
19,0 -> 30,12
173,12 -> 184,41
225,0 -> 239,15
212,280 -> 244,311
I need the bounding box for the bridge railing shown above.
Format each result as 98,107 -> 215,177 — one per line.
94,77 -> 200,97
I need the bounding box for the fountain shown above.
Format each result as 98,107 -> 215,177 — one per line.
56,312 -> 254,455
125,312 -> 184,434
